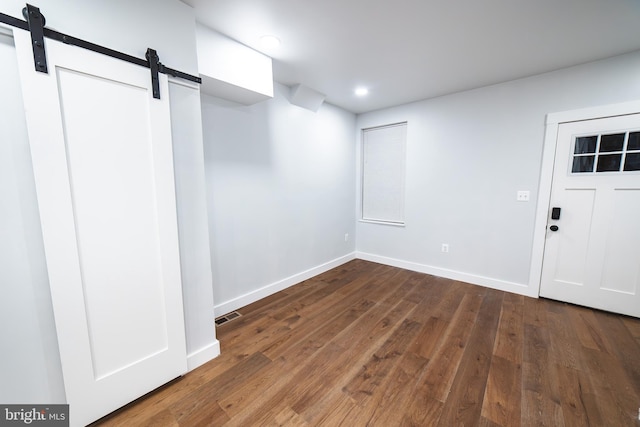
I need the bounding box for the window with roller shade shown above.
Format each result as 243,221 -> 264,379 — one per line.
361,122 -> 407,224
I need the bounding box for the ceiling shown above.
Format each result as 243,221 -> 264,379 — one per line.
184,0 -> 640,114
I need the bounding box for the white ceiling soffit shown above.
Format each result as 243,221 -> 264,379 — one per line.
184,0 -> 640,114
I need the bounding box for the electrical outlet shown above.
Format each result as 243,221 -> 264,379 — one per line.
517,190 -> 530,202
344,233 -> 349,242
441,243 -> 449,253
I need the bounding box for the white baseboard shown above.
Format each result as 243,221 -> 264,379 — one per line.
187,339 -> 221,372
214,252 -> 357,316
356,252 -> 538,298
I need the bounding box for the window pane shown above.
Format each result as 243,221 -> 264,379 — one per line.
572,156 -> 594,173
574,136 -> 597,154
628,132 -> 640,151
596,154 -> 622,172
624,153 -> 640,171
599,133 -> 625,152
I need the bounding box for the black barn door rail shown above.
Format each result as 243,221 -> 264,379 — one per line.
0,3 -> 201,99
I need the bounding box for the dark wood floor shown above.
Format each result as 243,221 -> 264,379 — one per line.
96,260 -> 640,426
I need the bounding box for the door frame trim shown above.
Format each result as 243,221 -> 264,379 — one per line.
529,100 -> 640,296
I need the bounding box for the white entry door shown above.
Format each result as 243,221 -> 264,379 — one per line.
540,113 -> 640,317
13,31 -> 187,425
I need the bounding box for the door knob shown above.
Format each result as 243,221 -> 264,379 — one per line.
549,225 -> 559,232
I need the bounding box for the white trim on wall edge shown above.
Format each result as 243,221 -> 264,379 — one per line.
187,340 -> 221,372
357,252 -> 537,298
529,100 -> 640,296
214,252 -> 357,316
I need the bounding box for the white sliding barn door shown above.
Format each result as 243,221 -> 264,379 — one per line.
13,31 -> 187,426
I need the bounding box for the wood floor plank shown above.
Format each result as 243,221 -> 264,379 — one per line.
223,260 -> 382,338
407,316 -> 449,360
416,292 -> 484,402
547,309 -> 582,371
329,287 -> 419,352
543,302 -> 605,427
429,279 -> 481,323
622,316 -> 640,347
268,281 -> 345,322
216,355 -> 289,419
481,355 -> 522,427
522,298 -> 565,427
274,299 -> 377,359
342,317 -> 423,404
130,409 -> 179,427
582,346 -> 640,425
567,305 -> 615,354
554,364 -> 600,427
364,352 -> 430,426
316,260 -> 390,287
309,393 -> 358,426
332,263 -> 402,300
290,300 -> 420,415
480,292 -> 524,426
269,406 -> 308,427
478,416 -> 504,427
400,272 -> 436,305
171,398 -> 229,427
402,395 -> 444,426
91,261 -> 640,427
247,343 -> 350,425
523,294 -> 549,327
248,264 -> 409,364
219,272 -> 384,360
592,310 -> 640,396
408,275 -> 450,314
492,292 -> 524,363
219,283 -> 338,352
217,299 -> 375,418
169,352 -> 271,424
300,344 -> 427,424
215,283 -> 321,346
224,298 -> 418,426
437,289 -> 504,426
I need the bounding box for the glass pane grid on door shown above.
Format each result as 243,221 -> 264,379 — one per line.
572,130 -> 640,174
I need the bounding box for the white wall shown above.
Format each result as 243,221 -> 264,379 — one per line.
356,50 -> 640,297
201,83 -> 356,314
0,0 -> 216,402
0,31 -> 66,404
169,80 -> 220,370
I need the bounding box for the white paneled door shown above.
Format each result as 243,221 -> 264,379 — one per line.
540,113 -> 640,317
13,31 -> 187,425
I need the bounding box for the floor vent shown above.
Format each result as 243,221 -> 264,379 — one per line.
215,311 -> 242,326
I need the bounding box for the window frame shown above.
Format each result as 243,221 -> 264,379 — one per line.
360,122 -> 407,226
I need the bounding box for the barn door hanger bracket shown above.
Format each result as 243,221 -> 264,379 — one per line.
22,3 -> 47,73
146,48 -> 161,99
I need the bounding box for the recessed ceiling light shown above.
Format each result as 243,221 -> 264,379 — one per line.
355,87 -> 369,96
260,35 -> 281,49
